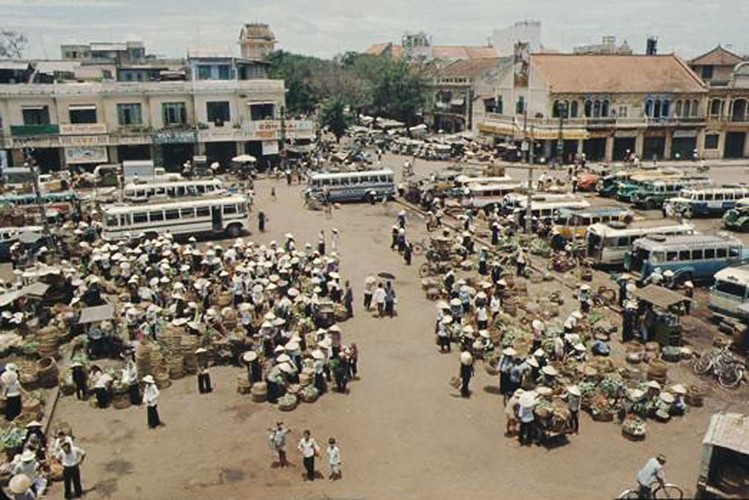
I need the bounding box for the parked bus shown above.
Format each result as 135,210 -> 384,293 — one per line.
709,264 -> 749,320
455,175 -> 516,187
629,177 -> 711,209
586,219 -> 696,267
305,169 -> 395,203
123,178 -> 226,202
512,199 -> 590,227
552,207 -> 635,241
597,169 -> 681,198
460,182 -> 524,211
0,191 -> 78,212
624,234 -> 749,284
667,186 -> 749,218
501,192 -> 579,214
101,195 -> 250,240
723,198 -> 749,232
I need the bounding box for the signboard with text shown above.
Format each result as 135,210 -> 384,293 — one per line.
65,146 -> 108,164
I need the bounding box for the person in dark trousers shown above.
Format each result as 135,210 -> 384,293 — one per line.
343,281 -> 354,319
196,349 -> 212,394
55,440 -> 85,499
390,225 -> 398,250
142,376 -> 162,429
258,210 -> 267,232
459,351 -> 474,398
298,430 -> 320,481
384,281 -> 396,317
403,241 -> 413,265
346,343 -> 358,379
71,362 -> 88,400
622,303 -> 636,343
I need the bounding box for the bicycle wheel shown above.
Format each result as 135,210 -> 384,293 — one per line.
418,263 -> 431,278
718,366 -> 744,389
692,355 -> 713,376
616,488 -> 641,499
412,243 -> 425,256
653,483 -> 684,499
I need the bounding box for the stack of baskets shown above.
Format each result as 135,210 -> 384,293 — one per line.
35,357 -> 59,389
37,326 -> 60,359
181,336 -> 199,374
135,341 -> 153,377
167,354 -> 184,380
646,359 -> 669,385
250,382 -> 267,402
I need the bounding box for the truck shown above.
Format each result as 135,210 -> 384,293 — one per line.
122,160 -> 165,181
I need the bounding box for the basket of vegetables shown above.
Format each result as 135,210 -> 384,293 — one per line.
622,416 -> 647,441
277,394 -> 298,412
1,426 -> 25,461
300,386 -> 319,403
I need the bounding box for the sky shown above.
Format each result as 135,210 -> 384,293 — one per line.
2,0 -> 748,60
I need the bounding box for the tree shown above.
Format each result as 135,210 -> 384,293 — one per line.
0,29 -> 28,59
368,57 -> 431,125
319,96 -> 351,142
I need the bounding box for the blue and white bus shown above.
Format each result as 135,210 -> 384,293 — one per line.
305,169 -> 395,203
710,264 -> 749,320
666,186 -> 749,218
625,234 -> 749,285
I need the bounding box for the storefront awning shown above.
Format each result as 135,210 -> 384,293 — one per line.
479,120 -> 588,140
78,304 -> 114,325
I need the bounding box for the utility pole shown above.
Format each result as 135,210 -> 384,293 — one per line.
556,102 -> 567,166
525,125 -> 535,234
23,147 -> 54,259
279,105 -> 287,171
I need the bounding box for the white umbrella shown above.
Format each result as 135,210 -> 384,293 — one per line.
232,154 -> 256,163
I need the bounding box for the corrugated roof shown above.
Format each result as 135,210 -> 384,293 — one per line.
531,54 -> 706,94
438,58 -> 501,78
690,46 -> 744,67
0,60 -> 31,71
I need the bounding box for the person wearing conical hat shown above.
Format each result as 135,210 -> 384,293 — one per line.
196,348 -> 212,394
142,375 -> 162,429
2,364 -> 22,422
459,349 -> 474,398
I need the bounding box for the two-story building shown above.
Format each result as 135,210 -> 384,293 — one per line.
689,46 -> 749,158
478,53 -> 709,162
0,79 -> 313,172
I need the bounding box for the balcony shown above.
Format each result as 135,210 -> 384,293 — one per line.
9,124 -> 60,136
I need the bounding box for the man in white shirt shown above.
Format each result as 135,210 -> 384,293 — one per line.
268,422 -> 291,468
637,454 -> 667,498
55,441 -> 86,499
372,283 -> 387,318
297,430 -> 320,481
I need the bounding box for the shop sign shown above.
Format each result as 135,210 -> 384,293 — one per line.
262,140 -> 279,155
65,146 -> 108,164
153,130 -> 196,145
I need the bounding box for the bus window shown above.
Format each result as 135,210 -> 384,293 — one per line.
717,247 -> 728,258
666,251 -> 678,262
715,192 -> 724,201
239,202 -> 247,213
705,193 -> 714,201
165,209 -> 179,220
704,248 -> 715,259
166,187 -> 176,197
177,187 -> 186,196
730,246 -> 741,258
106,215 -> 119,226
180,208 -> 195,218
121,214 -> 130,225
196,206 -> 210,217
197,185 -> 206,194
691,249 -> 703,260
679,250 -> 690,261
223,204 -> 237,215
149,211 -> 165,222
617,237 -> 629,247
187,187 -> 197,196
133,212 -> 148,224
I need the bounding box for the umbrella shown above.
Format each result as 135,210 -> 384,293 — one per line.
378,272 -> 396,280
232,154 -> 257,163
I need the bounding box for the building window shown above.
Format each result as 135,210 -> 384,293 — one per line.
584,100 -> 592,117
569,101 -> 578,118
710,99 -> 722,116
22,106 -> 50,126
206,101 -> 230,125
117,103 -> 143,126
218,65 -> 231,80
601,100 -> 610,117
674,101 -> 682,117
197,66 -> 211,80
515,96 -> 525,115
701,65 -> 714,79
162,102 -> 187,125
618,106 -> 628,118
704,134 -> 719,149
249,103 -> 275,121
645,99 -> 654,118
68,105 -> 97,124
691,100 -> 699,117
661,100 -> 670,118
593,100 -> 602,118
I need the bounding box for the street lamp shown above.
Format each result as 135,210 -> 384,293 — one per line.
556,101 -> 568,165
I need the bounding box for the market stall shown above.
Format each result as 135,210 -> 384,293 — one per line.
632,285 -> 691,346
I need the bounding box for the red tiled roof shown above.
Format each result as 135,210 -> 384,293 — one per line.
438,58 -> 501,78
690,46 -> 744,66
531,54 -> 707,94
364,43 -> 496,61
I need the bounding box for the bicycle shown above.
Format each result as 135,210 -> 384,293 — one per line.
617,482 -> 684,499
692,347 -> 746,389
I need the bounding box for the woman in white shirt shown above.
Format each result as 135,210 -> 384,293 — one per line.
3,363 -> 23,421
142,376 -> 162,429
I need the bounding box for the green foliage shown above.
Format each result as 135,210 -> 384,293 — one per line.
0,426 -> 25,449
265,51 -> 430,124
319,97 -> 351,141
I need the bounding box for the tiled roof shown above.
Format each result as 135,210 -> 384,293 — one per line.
438,58 -> 501,78
689,46 -> 744,66
531,54 -> 707,94
365,43 -> 496,61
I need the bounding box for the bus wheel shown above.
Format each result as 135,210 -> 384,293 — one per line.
644,199 -> 656,210
366,192 -> 376,204
226,224 -> 242,238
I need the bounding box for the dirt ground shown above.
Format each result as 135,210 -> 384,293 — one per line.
46,157 -> 749,500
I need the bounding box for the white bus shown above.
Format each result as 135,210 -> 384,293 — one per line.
502,192 -> 580,213
455,175 -> 515,187
305,169 -> 395,203
666,186 -> 749,218
710,265 -> 749,320
585,219 -> 696,267
101,195 -> 250,240
123,178 -> 226,202
460,182 -> 524,210
512,199 -> 591,226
